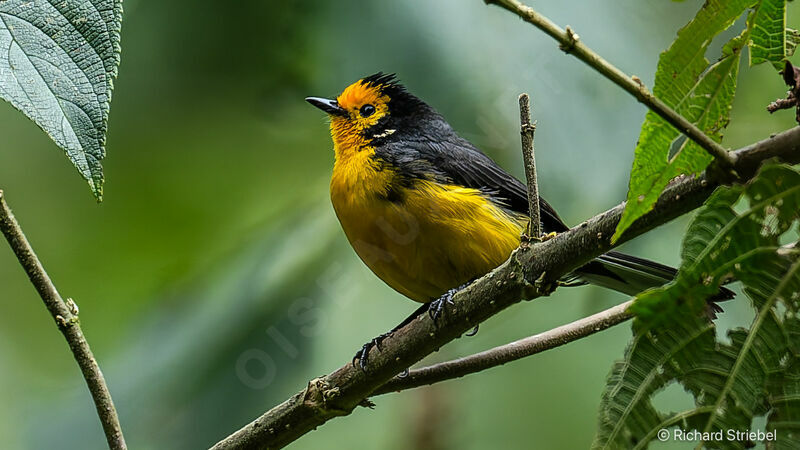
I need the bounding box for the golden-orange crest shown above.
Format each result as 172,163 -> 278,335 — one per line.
329,79 -> 391,160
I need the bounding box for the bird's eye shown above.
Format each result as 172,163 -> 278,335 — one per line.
359,104 -> 376,117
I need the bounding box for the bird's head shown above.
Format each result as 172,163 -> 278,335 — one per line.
306,73 -> 429,158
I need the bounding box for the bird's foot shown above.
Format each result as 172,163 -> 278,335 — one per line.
428,287 -> 459,323
352,303 -> 431,371
353,332 -> 391,371
428,282 -> 473,324
352,283 -> 474,371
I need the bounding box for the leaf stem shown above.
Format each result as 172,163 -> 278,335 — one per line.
484,0 -> 737,169
0,190 -> 126,450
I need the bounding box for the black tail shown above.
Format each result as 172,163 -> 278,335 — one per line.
574,251 -> 734,314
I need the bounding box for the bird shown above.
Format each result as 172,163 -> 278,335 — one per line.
306,73 -> 731,369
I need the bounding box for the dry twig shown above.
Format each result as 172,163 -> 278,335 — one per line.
0,192 -> 127,450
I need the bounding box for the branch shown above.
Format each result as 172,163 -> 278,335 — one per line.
210,127 -> 800,450
484,0 -> 737,170
767,61 -> 800,125
518,93 -> 541,238
767,97 -> 796,113
373,300 -> 632,395
0,191 -> 127,450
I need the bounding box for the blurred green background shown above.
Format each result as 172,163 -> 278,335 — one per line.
0,1 -> 797,448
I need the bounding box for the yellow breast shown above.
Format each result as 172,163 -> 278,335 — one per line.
330,148 -> 526,302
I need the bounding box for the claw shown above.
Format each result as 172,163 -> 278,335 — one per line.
352,343 -> 370,370
428,290 -> 456,323
428,284 -> 466,323
398,368 -> 410,378
351,303 -> 433,372
351,282 -> 474,372
352,333 -> 390,371
465,324 -> 479,336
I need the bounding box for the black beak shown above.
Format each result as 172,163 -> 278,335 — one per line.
305,97 -> 347,117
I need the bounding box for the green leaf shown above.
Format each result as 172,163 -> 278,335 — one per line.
595,269 -> 799,449
691,274 -> 795,444
592,314 -> 716,450
595,164 -> 800,449
748,0 -> 787,69
595,261 -> 800,449
787,28 -> 800,57
612,0 -> 755,242
632,165 -> 800,328
0,0 -> 123,200
766,349 -> 800,449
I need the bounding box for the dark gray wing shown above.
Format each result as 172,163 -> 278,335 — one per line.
372,117 -> 733,309
375,124 -> 569,232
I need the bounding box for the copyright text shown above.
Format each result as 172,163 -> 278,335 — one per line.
657,428 -> 777,443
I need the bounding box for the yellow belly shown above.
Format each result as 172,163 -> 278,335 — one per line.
331,176 -> 526,302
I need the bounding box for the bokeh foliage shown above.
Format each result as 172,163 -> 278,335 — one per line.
0,1 -> 799,449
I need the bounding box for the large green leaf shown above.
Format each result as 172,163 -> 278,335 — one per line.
595,267 -> 798,449
595,165 -> 800,449
0,0 -> 123,199
593,315 -> 716,449
749,0 -> 787,69
595,261 -> 800,450
631,164 -> 800,328
612,0 -> 756,242
689,272 -> 795,446
766,348 -> 800,449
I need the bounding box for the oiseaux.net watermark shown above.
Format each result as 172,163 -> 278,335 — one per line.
657,428 -> 777,444
235,211 -> 423,390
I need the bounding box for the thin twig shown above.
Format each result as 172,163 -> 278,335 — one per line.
210,127 -> 800,450
767,97 -> 796,113
767,61 -> 800,125
373,300 -> 632,395
484,0 -> 737,170
0,191 -> 127,450
519,93 -> 542,238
